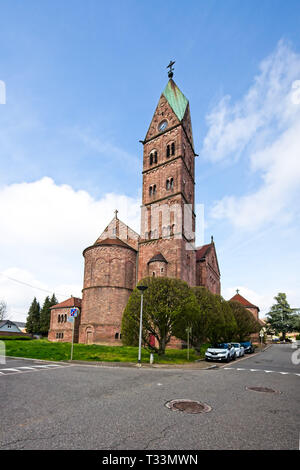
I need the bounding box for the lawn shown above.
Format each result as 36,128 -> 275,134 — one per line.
2,338 -> 208,364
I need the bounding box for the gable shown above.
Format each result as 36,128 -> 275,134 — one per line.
181,103 -> 194,150
96,217 -> 140,251
145,94 -> 181,142
206,245 -> 220,277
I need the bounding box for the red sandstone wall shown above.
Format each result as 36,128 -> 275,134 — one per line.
80,243 -> 137,344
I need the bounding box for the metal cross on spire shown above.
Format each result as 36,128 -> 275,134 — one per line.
167,60 -> 175,79
236,289 -> 240,294
114,209 -> 118,219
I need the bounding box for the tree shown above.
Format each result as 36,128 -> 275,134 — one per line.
216,296 -> 237,342
266,293 -> 294,340
121,277 -> 195,355
229,300 -> 261,342
292,313 -> 300,332
0,300 -> 8,321
39,294 -> 58,336
173,287 -> 226,348
25,297 -> 41,334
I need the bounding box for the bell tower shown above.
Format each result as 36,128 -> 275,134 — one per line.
138,64 -> 197,285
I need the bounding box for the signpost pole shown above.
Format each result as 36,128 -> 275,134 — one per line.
71,317 -> 75,361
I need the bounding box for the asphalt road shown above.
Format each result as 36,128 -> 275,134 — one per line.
0,344 -> 299,450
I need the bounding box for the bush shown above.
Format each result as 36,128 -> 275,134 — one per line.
0,335 -> 32,341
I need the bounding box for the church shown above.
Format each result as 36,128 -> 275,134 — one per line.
48,66 -> 221,345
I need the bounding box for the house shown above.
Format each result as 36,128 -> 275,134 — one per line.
0,320 -> 27,336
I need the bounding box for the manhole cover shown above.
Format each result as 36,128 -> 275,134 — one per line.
165,399 -> 212,414
246,386 -> 280,394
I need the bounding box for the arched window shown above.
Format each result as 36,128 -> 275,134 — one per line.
153,184 -> 156,195
64,314 -> 67,323
171,142 -> 175,155
150,150 -> 158,165
57,315 -> 60,323
115,332 -> 119,340
149,186 -> 152,196
166,178 -> 174,190
166,145 -> 170,158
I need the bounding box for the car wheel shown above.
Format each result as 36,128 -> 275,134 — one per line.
226,355 -> 230,363
232,353 -> 236,361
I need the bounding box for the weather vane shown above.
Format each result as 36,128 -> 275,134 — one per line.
167,60 -> 175,79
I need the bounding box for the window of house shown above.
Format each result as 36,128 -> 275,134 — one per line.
149,186 -> 152,196
115,332 -> 119,340
171,142 -> 175,155
166,145 -> 170,158
58,315 -> 60,323
153,184 -> 156,195
152,272 -> 156,277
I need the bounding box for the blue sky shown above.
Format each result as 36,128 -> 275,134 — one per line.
1,0 -> 300,320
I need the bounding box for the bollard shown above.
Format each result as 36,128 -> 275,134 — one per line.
150,353 -> 154,364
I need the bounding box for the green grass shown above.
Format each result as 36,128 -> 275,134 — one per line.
2,338 -> 208,364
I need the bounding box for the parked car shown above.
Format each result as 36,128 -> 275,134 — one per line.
205,343 -> 236,363
240,341 -> 255,353
231,342 -> 245,357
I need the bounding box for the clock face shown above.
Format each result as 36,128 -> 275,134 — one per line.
158,120 -> 168,132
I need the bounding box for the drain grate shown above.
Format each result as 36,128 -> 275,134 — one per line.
165,399 -> 212,414
246,386 -> 280,394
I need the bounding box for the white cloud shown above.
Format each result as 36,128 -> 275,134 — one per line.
202,40 -> 300,230
0,177 -> 141,321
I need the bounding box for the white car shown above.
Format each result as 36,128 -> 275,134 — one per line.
231,342 -> 245,357
205,343 -> 236,363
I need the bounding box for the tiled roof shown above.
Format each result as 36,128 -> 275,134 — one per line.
196,243 -> 212,261
148,252 -> 168,264
229,293 -> 259,311
94,237 -> 137,250
50,297 -> 82,310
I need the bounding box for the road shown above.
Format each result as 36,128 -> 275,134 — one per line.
0,344 -> 299,450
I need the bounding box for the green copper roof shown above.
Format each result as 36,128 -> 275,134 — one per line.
163,79 -> 188,122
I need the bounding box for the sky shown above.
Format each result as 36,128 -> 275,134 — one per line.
0,0 -> 300,321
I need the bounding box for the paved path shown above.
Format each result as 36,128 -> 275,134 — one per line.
0,345 -> 299,450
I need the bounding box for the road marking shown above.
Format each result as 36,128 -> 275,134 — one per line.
223,368 -> 299,377
0,363 -> 73,377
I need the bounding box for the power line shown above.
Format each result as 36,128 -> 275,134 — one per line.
0,272 -> 67,298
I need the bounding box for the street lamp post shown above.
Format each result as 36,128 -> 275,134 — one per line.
137,285 -> 148,365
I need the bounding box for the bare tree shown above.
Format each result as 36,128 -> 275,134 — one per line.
0,300 -> 8,321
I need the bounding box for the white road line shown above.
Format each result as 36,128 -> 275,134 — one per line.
224,367 -> 299,377
17,366 -> 36,370
0,368 -> 21,372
